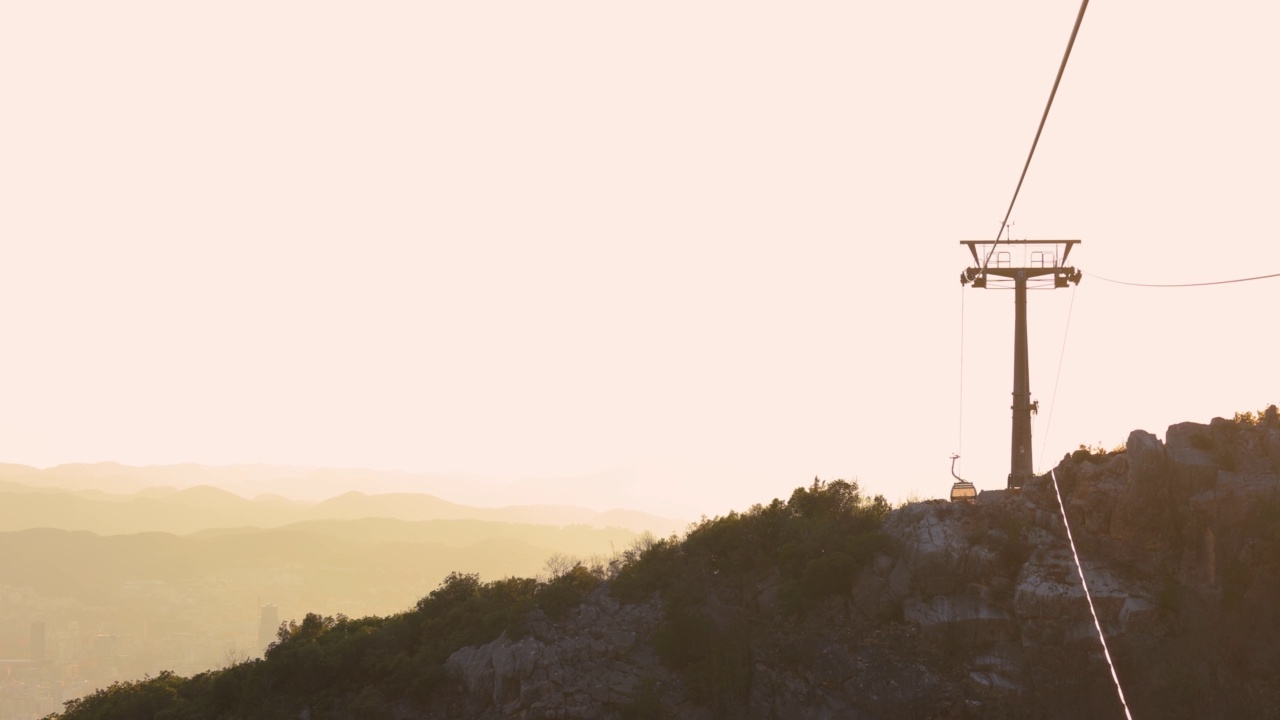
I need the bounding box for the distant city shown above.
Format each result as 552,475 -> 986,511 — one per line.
1,578 -> 401,720
0,463 -> 678,720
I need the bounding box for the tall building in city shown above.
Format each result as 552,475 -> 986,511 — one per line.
258,604 -> 279,653
30,621 -> 46,662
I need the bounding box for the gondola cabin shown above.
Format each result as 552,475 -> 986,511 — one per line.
948,454 -> 977,503
950,480 -> 977,504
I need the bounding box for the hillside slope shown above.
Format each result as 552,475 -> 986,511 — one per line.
44,410 -> 1280,719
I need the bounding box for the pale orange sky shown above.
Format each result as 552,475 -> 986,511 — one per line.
2,1 -> 1277,518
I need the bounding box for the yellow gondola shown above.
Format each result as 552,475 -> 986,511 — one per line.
949,454 -> 977,503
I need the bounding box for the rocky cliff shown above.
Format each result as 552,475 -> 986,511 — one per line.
433,413 -> 1280,719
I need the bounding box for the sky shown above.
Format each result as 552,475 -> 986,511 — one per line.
2,1 -> 1277,519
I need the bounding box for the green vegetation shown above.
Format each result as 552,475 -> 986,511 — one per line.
42,479 -> 890,720
611,478 -> 890,712
1070,440 -> 1126,462
45,566 -> 606,720
1232,403 -> 1279,427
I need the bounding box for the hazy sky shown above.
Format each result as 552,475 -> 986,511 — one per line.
2,1 -> 1277,518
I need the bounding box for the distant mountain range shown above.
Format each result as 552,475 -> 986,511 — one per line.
0,462 -> 688,537
0,462 -> 688,624
0,462 -> 673,514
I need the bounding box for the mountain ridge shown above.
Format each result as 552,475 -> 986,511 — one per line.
0,478 -> 687,537
0,462 -> 663,515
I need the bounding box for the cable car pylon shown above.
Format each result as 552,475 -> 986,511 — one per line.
959,239 -> 1082,489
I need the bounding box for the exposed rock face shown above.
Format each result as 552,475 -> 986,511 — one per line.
428,416 -> 1280,719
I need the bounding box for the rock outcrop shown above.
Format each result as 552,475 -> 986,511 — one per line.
426,414 -> 1280,719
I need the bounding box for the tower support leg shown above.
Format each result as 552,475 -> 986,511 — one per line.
1010,272 -> 1033,488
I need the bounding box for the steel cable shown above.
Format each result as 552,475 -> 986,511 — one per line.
981,0 -> 1092,271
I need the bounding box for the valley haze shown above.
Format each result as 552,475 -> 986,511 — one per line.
0,462 -> 685,720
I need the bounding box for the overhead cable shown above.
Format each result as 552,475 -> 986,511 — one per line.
1036,284 -> 1077,473
1084,270 -> 1280,288
982,0 -> 1092,271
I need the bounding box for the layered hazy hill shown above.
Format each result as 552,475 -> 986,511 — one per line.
0,462 -> 688,634
0,520 -> 637,612
0,462 -> 685,534
0,482 -> 684,537
0,462 -> 678,523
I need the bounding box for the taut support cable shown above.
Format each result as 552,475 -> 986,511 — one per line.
981,0 -> 1091,272
1050,468 -> 1135,720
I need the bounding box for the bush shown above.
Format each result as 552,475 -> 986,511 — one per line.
56,671 -> 186,720
1072,441 -> 1126,462
537,564 -> 601,618
612,478 -> 891,710
1234,404 -> 1279,428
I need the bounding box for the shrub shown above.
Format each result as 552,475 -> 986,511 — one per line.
1236,404 -> 1279,428
536,564 -> 600,618
612,478 -> 891,710
1072,441 -> 1126,462
56,671 -> 186,720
